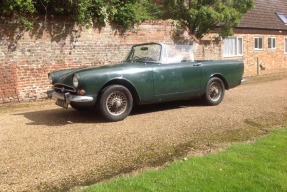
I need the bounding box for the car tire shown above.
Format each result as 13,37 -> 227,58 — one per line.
99,85 -> 133,122
204,77 -> 225,106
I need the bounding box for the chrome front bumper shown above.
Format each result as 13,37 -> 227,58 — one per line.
47,90 -> 94,104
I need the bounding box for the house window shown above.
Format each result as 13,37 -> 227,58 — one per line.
285,38 -> 287,54
254,37 -> 263,50
224,37 -> 243,57
268,37 -> 276,49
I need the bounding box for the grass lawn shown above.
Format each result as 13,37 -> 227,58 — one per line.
83,127 -> 287,192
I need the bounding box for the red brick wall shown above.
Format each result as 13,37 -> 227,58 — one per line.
1,19 -> 222,103
0,20 -> 182,103
1,19 -> 286,103
0,64 -> 18,103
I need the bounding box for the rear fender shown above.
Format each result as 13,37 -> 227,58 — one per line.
210,74 -> 230,90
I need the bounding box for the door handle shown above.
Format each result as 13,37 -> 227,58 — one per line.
193,63 -> 202,66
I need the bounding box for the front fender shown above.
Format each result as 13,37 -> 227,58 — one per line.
101,78 -> 141,105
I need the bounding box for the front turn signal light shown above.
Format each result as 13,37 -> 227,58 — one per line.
77,89 -> 86,95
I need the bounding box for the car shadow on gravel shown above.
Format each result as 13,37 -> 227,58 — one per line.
14,109 -> 106,126
14,99 -> 205,126
131,98 -> 205,115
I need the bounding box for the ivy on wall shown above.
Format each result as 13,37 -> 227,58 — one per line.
0,0 -> 161,29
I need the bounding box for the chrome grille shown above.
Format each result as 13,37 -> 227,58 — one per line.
54,83 -> 76,93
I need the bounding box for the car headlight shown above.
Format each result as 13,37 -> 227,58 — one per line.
48,74 -> 53,84
73,75 -> 79,88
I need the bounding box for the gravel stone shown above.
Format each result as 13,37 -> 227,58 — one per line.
0,75 -> 287,191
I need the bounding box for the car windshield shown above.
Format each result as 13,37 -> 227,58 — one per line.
126,43 -> 194,64
162,44 -> 194,64
126,43 -> 161,62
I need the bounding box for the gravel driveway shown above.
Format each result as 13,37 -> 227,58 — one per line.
1,73 -> 287,191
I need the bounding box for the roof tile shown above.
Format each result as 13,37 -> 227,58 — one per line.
239,0 -> 287,30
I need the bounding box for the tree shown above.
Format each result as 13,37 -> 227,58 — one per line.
163,0 -> 254,39
0,0 -> 253,37
0,0 -> 161,30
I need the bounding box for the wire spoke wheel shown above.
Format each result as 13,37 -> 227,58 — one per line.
208,82 -> 222,102
204,77 -> 225,106
99,85 -> 133,122
106,91 -> 128,116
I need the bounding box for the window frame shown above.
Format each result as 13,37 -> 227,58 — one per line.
268,37 -> 276,50
223,37 -> 243,57
254,37 -> 263,51
276,12 -> 287,25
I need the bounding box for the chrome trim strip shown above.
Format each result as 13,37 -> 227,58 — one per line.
47,90 -> 93,103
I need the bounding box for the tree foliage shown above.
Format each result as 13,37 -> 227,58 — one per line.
0,0 -> 253,39
163,0 -> 254,39
0,0 -> 161,29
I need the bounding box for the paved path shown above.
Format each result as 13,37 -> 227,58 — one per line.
1,75 -> 287,191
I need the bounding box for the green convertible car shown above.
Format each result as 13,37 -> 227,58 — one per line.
47,42 -> 244,121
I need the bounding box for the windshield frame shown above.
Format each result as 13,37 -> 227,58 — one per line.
125,42 -> 162,63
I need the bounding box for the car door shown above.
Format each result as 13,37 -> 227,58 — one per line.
153,62 -> 202,102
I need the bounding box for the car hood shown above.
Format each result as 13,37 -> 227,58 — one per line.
50,61 -> 145,86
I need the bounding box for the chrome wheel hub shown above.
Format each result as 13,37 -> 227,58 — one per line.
114,99 -> 122,108
208,82 -> 221,101
106,91 -> 128,116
